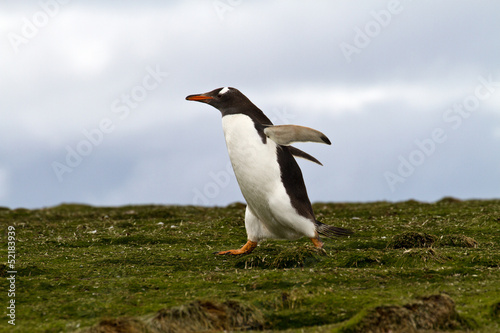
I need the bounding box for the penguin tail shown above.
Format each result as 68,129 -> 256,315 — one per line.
314,220 -> 353,238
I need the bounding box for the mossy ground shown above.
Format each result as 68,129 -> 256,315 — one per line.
0,199 -> 499,332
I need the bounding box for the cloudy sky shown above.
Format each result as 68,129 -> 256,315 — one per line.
1,0 -> 499,209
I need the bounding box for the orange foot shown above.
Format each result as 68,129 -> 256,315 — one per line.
310,237 -> 324,248
216,240 -> 258,255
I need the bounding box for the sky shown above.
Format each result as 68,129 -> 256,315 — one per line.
1,0 -> 500,209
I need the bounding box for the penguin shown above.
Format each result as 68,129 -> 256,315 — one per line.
186,87 -> 352,255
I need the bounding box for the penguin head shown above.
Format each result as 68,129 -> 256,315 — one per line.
186,87 -> 251,113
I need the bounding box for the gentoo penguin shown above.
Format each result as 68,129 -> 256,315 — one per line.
186,87 -> 352,255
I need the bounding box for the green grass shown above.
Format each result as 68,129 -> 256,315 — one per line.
0,199 -> 499,332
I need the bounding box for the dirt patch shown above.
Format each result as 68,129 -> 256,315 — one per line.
82,300 -> 265,333
152,300 -> 265,332
438,234 -> 478,248
348,294 -> 465,333
388,232 -> 438,249
388,232 -> 479,250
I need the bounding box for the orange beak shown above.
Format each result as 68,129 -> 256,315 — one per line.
186,94 -> 213,101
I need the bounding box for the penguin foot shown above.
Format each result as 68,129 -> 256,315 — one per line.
310,237 -> 324,249
216,240 -> 257,255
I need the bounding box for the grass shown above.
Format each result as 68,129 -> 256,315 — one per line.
0,199 -> 499,332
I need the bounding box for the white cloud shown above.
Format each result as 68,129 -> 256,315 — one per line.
1,1 -> 500,208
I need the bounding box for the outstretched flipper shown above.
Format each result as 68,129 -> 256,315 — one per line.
288,146 -> 323,166
264,125 -> 331,146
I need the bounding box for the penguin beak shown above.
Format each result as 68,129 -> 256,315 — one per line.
186,93 -> 214,102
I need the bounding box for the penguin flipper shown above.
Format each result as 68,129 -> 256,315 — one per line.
264,125 -> 331,146
288,146 -> 323,166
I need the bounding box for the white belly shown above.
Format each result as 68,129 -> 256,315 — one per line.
221,114 -> 315,240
